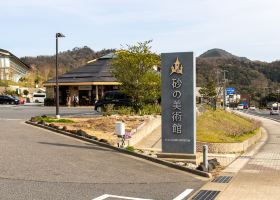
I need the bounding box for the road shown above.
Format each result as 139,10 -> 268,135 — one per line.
0,105 -> 206,200
240,109 -> 280,122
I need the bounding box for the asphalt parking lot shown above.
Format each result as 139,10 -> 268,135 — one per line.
0,105 -> 207,200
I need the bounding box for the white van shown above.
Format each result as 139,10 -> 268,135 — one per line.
32,93 -> 46,103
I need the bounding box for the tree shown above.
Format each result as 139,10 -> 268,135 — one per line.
23,89 -> 29,96
199,81 -> 217,109
112,40 -> 160,112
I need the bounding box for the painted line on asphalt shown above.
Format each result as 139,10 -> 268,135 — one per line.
0,118 -> 22,121
92,194 -> 153,200
172,188 -> 193,200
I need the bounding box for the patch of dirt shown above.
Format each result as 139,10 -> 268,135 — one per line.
54,115 -> 149,145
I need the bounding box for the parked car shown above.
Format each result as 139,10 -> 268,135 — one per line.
243,104 -> 249,109
94,91 -> 131,112
270,107 -> 279,115
0,95 -> 20,105
249,105 -> 256,110
237,104 -> 244,110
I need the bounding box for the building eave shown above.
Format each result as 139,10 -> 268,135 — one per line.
44,81 -> 121,87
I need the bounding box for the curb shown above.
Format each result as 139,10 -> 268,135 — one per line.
25,121 -> 211,178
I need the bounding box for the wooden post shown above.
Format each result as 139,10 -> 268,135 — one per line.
95,85 -> 99,100
101,85 -> 104,97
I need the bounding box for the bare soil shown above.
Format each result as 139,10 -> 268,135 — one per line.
53,115 -> 148,145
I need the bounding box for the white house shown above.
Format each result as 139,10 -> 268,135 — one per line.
0,49 -> 30,82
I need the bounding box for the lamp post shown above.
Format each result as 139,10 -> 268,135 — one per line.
277,89 -> 280,111
55,33 -> 65,119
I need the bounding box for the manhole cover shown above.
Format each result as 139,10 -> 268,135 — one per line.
192,190 -> 220,200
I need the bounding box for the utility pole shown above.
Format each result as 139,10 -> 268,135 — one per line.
222,70 -> 228,109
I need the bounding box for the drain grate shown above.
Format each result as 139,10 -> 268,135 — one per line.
192,190 -> 220,200
212,176 -> 233,183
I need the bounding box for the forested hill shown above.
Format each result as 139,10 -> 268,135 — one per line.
21,46 -> 114,81
20,47 -> 280,97
196,49 -> 280,96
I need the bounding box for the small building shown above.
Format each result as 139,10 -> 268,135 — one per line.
44,53 -> 120,106
0,49 -> 30,82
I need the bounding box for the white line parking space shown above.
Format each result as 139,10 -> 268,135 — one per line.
172,189 -> 194,200
92,194 -> 153,200
92,189 -> 194,200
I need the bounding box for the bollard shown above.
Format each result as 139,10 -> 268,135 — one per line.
203,145 -> 208,171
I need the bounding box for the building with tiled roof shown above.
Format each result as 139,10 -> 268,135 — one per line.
44,53 -> 120,106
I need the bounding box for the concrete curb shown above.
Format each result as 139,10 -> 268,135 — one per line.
25,120 -> 211,178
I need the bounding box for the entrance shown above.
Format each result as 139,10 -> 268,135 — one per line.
79,90 -> 92,106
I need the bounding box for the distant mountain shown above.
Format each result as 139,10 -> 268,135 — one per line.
199,48 -> 249,62
19,46 -> 280,102
197,49 -> 280,103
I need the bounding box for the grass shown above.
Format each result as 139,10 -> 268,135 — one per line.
197,109 -> 260,143
34,116 -> 74,123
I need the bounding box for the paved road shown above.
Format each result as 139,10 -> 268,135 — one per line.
241,109 -> 280,122
0,105 -> 206,200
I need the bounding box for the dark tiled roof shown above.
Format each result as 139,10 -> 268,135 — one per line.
0,48 -> 30,69
46,56 -> 117,84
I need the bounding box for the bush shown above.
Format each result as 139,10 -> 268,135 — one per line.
30,116 -> 74,123
103,104 -> 161,116
0,81 -> 8,87
141,104 -> 161,115
23,90 -> 29,96
116,106 -> 134,115
5,90 -> 17,96
125,146 -> 135,152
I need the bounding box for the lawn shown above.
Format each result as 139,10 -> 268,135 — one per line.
197,109 -> 260,143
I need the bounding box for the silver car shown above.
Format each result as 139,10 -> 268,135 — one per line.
270,108 -> 279,115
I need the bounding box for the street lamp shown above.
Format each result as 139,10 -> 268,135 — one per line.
55,33 -> 65,119
277,89 -> 280,111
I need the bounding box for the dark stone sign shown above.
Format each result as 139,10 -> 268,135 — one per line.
161,52 -> 196,154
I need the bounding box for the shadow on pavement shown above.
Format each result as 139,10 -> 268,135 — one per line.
38,142 -> 114,152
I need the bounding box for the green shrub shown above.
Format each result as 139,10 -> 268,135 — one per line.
31,116 -> 74,123
5,90 -> 17,96
125,146 -> 135,152
23,90 -> 29,96
141,104 -> 161,115
115,106 -> 134,115
108,104 -> 161,116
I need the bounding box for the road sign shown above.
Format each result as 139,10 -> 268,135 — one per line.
226,87 -> 235,95
161,52 -> 196,154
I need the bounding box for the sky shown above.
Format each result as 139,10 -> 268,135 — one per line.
1,0 -> 280,62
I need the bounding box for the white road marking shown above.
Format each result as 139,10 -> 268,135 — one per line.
172,189 -> 193,200
0,118 -> 22,121
92,194 -> 153,200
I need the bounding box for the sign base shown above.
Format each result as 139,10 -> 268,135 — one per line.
157,152 -> 198,165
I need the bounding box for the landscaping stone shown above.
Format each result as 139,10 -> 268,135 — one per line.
30,117 -> 37,122
99,139 -> 109,144
38,120 -> 46,125
90,135 -> 98,140
77,129 -> 87,137
69,130 -> 78,134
